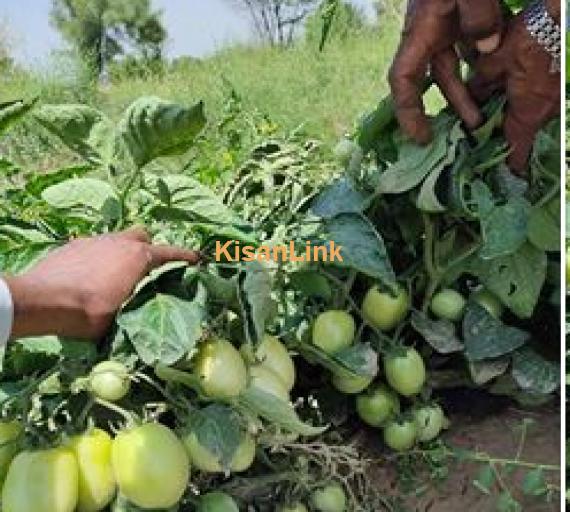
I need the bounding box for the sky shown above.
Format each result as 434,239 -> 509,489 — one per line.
0,0 -> 377,68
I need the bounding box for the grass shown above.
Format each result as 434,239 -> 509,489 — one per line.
1,16 -> 444,169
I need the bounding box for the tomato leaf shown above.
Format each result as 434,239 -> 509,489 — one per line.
473,465 -> 495,494
189,404 -> 242,468
527,198 -> 560,252
521,468 -> 547,496
33,104 -> 113,165
467,242 -> 547,318
41,177 -> 117,212
469,358 -> 510,385
322,213 -> 396,287
311,177 -> 369,219
462,303 -> 529,361
511,347 -> 560,394
0,98 -> 37,136
117,288 -> 206,366
239,262 -> 275,346
299,343 -> 378,378
239,386 -> 327,436
114,97 -> 206,170
377,114 -> 463,194
411,312 -> 464,354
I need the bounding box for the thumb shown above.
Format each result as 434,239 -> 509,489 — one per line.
457,0 -> 504,53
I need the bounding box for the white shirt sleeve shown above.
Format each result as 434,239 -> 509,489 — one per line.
0,279 -> 13,346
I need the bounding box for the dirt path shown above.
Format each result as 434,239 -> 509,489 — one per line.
364,403 -> 561,511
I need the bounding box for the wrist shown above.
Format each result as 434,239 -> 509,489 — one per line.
544,0 -> 560,24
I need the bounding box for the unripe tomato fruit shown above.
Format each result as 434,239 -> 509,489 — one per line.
471,287 -> 503,319
197,492 -> 239,512
413,405 -> 445,442
2,447 -> 79,512
249,365 -> 290,402
278,502 -> 309,512
0,420 -> 22,484
356,385 -> 400,427
89,361 -> 130,402
384,348 -> 426,397
332,372 -> 373,395
362,285 -> 409,331
310,483 -> 347,512
430,289 -> 466,322
312,311 -> 355,354
383,418 -> 417,452
184,432 -> 256,473
68,428 -> 116,512
241,335 -> 296,391
112,423 -> 189,509
194,339 -> 247,399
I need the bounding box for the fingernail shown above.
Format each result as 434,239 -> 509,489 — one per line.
476,33 -> 501,54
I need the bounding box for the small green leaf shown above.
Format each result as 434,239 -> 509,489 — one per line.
527,198 -> 560,252
42,178 -> 117,211
288,271 -> 332,301
311,178 -> 369,219
0,98 -> 37,135
322,213 -> 396,288
299,343 -> 379,378
117,289 -> 206,366
511,347 -> 560,394
239,386 -> 326,436
189,404 -> 242,468
411,311 -> 464,354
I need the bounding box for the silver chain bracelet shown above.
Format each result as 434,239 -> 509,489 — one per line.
523,0 -> 561,73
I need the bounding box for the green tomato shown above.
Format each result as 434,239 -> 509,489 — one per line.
68,428 -> 116,512
0,420 -> 22,485
112,423 -> 190,509
384,348 -> 426,397
471,287 -> 503,319
332,372 -> 373,395
312,311 -> 355,354
89,361 -> 130,402
194,339 -> 247,399
383,419 -> 417,452
310,483 -> 347,512
414,405 -> 445,442
2,447 -> 79,512
184,432 -> 256,473
197,492 -> 239,512
241,335 -> 296,391
362,285 -> 409,331
278,502 -> 309,512
356,385 -> 400,427
430,289 -> 466,322
249,365 -> 291,402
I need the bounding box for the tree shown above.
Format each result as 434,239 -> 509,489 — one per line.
50,0 -> 166,76
227,0 -> 319,47
305,1 -> 366,47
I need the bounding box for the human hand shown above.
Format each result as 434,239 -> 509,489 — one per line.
469,0 -> 561,174
5,228 -> 200,341
389,0 -> 504,144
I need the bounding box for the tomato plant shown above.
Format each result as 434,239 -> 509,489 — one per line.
356,385 -> 400,427
0,79 -> 560,510
112,423 -> 189,509
384,348 -> 426,397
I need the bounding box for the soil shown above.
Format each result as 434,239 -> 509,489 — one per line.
363,397 -> 561,512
